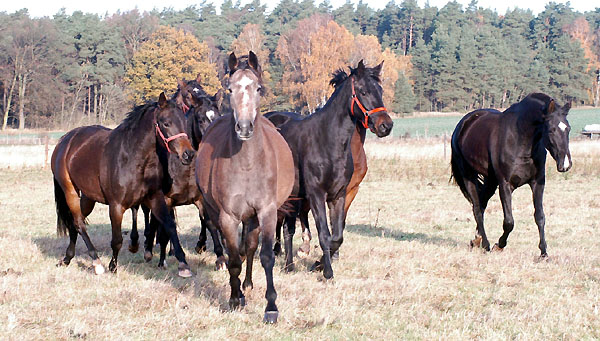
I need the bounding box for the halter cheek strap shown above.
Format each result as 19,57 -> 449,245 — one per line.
351,77 -> 387,129
155,123 -> 189,154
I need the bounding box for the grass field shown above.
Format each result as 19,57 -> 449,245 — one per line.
389,107 -> 600,138
0,140 -> 599,339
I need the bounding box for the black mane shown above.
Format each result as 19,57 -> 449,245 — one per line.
118,102 -> 156,131
329,64 -> 381,89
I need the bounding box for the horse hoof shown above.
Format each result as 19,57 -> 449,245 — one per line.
92,260 -> 105,275
491,243 -> 504,252
273,243 -> 282,257
297,244 -> 310,259
263,311 -> 278,324
195,244 -> 207,254
108,260 -> 117,273
310,261 -> 323,272
284,263 -> 295,273
242,281 -> 253,292
144,251 -> 153,262
57,259 -> 70,267
215,257 -> 227,271
536,254 -> 550,263
178,263 -> 193,278
128,243 -> 139,254
240,295 -> 246,307
331,250 -> 339,260
470,235 -> 482,249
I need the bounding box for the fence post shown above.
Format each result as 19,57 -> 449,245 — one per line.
44,135 -> 49,169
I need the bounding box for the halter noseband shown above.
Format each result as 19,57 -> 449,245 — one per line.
351,77 -> 387,129
155,123 -> 188,154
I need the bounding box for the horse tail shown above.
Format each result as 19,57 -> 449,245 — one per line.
54,178 -> 75,237
450,117 -> 472,204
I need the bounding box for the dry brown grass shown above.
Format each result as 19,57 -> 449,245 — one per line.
1,140 -> 599,339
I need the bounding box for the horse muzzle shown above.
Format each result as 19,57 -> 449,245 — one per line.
181,149 -> 195,165
376,120 -> 393,137
235,119 -> 254,141
557,155 -> 572,172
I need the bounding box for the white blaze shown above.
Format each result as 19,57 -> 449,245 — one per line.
563,156 -> 570,169
558,122 -> 567,131
193,87 -> 200,93
238,76 -> 253,106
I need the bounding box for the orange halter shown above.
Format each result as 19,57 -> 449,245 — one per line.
351,77 -> 387,129
155,123 -> 188,154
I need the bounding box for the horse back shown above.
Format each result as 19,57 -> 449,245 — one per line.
454,109 -> 501,177
52,125 -> 110,203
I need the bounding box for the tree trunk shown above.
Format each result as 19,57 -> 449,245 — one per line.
61,95 -> 65,128
93,84 -> 98,121
87,86 -> 91,118
2,72 -> 17,130
18,73 -> 27,130
408,16 -> 414,56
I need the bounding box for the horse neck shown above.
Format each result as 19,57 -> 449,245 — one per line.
119,107 -> 157,160
514,109 -> 544,150
309,83 -> 357,147
227,114 -> 266,163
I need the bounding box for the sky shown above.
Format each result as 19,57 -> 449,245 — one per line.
1,0 -> 598,18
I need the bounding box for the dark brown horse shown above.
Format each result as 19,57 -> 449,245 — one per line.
129,78 -> 227,271
451,93 -> 572,258
265,61 -> 391,279
52,93 -> 195,277
195,52 -> 294,323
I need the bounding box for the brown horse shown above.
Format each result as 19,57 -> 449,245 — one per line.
195,52 -> 294,323
52,93 -> 195,277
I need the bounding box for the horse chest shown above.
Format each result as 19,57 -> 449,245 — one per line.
505,160 -> 535,187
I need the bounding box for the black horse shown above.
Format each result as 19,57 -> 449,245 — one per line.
451,93 -> 572,258
128,78 -> 227,270
272,61 -> 392,279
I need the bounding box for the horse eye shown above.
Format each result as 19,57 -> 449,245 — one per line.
360,90 -> 367,96
163,122 -> 170,128
227,88 -> 232,93
257,86 -> 262,92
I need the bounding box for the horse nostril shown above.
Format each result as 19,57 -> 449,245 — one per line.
183,150 -> 194,162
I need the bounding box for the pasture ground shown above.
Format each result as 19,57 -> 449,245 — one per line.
1,139 -> 599,339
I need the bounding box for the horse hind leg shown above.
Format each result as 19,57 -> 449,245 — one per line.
464,179 -> 491,251
128,205 -> 140,253
297,204 -> 312,259
55,178 -> 104,274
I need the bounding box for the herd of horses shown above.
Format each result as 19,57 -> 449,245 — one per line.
51,51 -> 572,323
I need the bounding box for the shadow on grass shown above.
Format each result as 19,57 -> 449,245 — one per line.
33,223 -> 236,310
346,224 -> 461,247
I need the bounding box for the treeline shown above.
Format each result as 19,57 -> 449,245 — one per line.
1,0 -> 599,130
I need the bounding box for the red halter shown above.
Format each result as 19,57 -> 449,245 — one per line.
351,77 -> 388,129
155,123 -> 188,154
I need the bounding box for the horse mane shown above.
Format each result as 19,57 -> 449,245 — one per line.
329,64 -> 382,89
117,102 -> 156,131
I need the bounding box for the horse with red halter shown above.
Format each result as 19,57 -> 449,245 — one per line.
128,78 -> 228,271
451,93 -> 572,258
268,61 -> 391,279
195,52 -> 294,323
51,92 -> 195,277
266,65 -> 394,257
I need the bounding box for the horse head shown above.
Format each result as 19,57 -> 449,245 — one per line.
334,60 -> 393,137
227,51 -> 262,141
543,98 -> 572,172
155,92 -> 195,165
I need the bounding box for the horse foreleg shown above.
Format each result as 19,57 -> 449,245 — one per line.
308,192 -> 333,279
156,214 -> 169,268
282,213 -> 297,272
108,204 -> 125,273
273,216 -> 283,257
142,205 -> 155,262
129,205 -> 140,253
530,180 -> 547,258
328,196 -> 346,260
495,182 -> 515,251
146,193 -> 191,278
219,213 -> 244,310
258,205 -> 278,323
242,217 -> 260,292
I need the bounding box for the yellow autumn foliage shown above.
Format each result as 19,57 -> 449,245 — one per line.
125,26 -> 221,104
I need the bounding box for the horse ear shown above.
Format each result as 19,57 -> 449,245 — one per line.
158,92 -> 168,109
195,73 -> 203,83
564,101 -> 572,112
248,51 -> 259,71
213,88 -> 224,108
374,60 -> 384,77
228,52 -> 238,75
356,59 -> 366,77
547,99 -> 555,114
